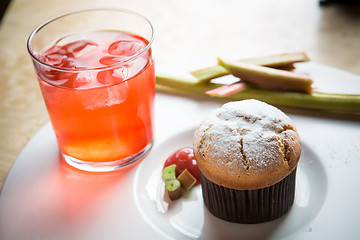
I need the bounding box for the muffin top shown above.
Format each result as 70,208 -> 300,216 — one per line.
193,99 -> 301,190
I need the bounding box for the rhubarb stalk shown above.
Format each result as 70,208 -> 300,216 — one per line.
206,82 -> 247,97
190,52 -> 310,82
155,73 -> 360,114
218,58 -> 314,93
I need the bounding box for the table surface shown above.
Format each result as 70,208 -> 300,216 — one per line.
0,0 -> 359,190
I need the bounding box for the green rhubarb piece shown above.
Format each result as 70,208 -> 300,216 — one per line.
156,72 -> 200,89
162,164 -> 177,182
218,58 -> 314,93
155,73 -> 360,114
190,52 -> 310,82
177,169 -> 197,191
244,52 -> 310,67
166,179 -> 182,200
190,65 -> 229,83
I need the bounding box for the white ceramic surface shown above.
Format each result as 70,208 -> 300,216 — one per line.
0,63 -> 360,240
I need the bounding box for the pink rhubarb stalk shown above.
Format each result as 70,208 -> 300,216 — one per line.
206,82 -> 247,97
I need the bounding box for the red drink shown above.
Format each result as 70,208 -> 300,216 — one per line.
35,30 -> 155,167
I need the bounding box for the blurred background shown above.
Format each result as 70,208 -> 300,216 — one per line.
0,0 -> 359,189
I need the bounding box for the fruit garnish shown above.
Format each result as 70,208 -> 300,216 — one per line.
162,148 -> 201,201
162,164 -> 177,182
177,169 -> 197,191
163,147 -> 200,184
165,179 -> 182,201
162,165 -> 182,200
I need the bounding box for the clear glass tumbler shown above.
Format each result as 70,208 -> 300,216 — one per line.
27,9 -> 155,172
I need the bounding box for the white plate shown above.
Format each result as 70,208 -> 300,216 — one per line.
1,63 -> 360,240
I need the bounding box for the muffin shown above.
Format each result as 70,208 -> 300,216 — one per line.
193,99 -> 301,224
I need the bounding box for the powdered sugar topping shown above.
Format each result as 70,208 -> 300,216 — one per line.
194,99 -> 297,174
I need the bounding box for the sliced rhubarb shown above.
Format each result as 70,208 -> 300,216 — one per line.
162,164 -> 177,182
218,58 -> 313,93
190,52 -> 310,82
156,72 -> 200,88
191,65 -> 229,83
166,179 -> 182,200
155,73 -> 360,114
206,82 -> 247,97
243,52 -> 310,68
177,169 -> 197,191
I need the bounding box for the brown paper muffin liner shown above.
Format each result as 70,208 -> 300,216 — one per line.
200,168 -> 297,224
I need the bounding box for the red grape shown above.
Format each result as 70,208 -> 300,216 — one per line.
163,147 -> 200,184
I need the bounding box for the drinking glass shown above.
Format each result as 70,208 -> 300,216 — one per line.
27,9 -> 155,172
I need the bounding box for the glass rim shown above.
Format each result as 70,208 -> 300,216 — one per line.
27,8 -> 154,72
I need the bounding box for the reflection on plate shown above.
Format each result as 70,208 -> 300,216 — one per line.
134,127 -> 327,240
